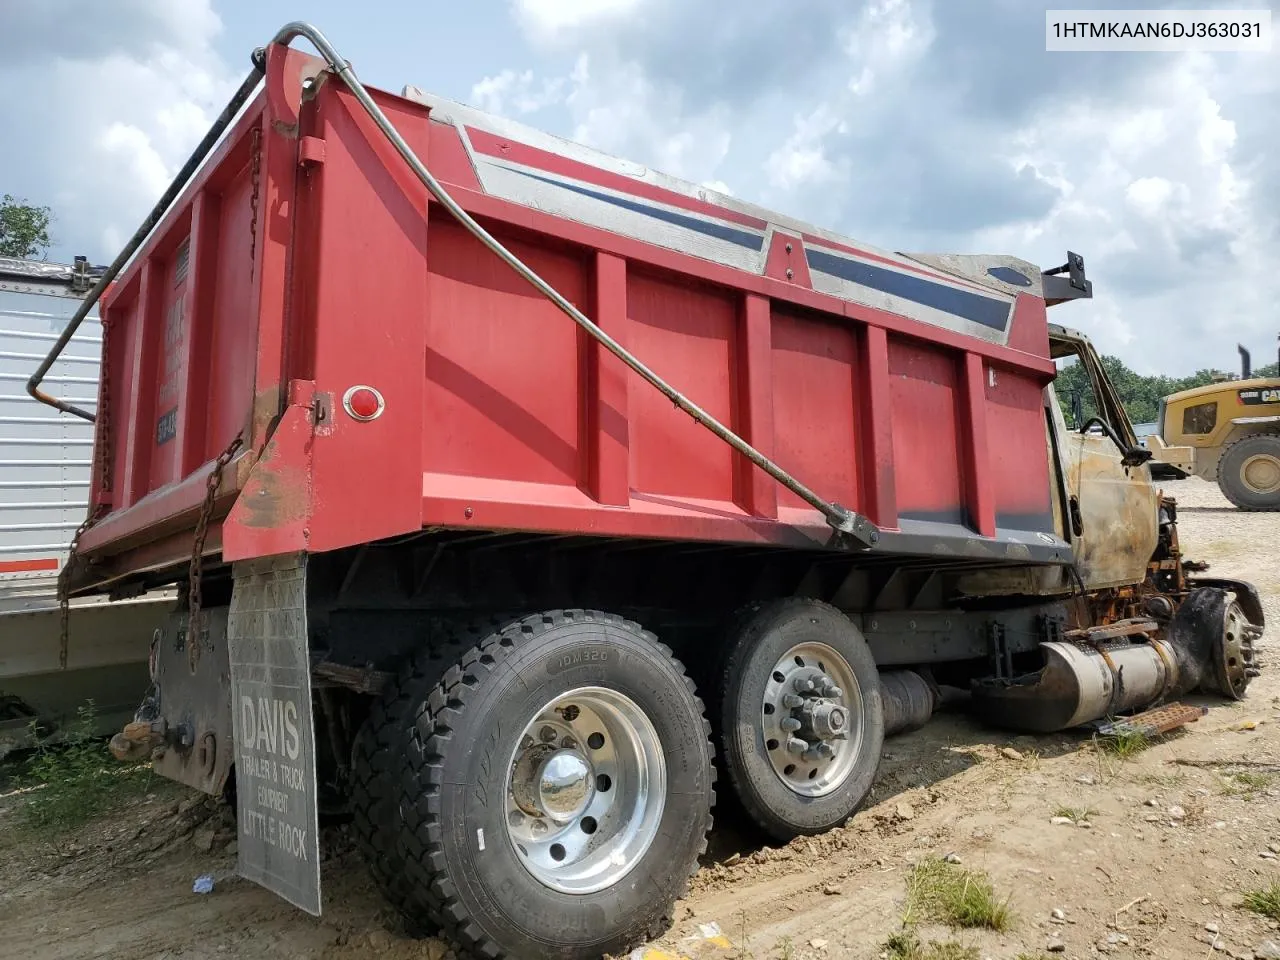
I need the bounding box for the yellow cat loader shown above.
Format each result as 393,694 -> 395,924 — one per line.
1144,338 -> 1280,511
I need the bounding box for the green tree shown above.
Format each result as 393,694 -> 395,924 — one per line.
0,194 -> 53,259
1054,353 -> 1233,428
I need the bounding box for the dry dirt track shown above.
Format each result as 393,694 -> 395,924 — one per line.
2,478 -> 1278,960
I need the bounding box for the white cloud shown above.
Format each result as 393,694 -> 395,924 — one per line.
562,54 -> 733,182
1125,176 -> 1176,216
470,69 -> 566,115
488,0 -> 1278,376
766,105 -> 848,191
844,0 -> 934,96
0,0 -> 238,264
971,53 -> 1277,373
512,0 -> 647,45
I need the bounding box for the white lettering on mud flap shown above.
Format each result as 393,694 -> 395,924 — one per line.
227,553 -> 322,916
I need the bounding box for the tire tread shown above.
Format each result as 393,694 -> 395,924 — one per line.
395,609 -> 716,960
1217,432 -> 1280,512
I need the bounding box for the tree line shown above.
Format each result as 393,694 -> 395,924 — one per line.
1055,351 -> 1278,427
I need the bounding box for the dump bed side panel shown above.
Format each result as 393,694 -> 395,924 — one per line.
85,132 -> 262,525
75,47 -> 324,573
225,74 -> 1064,564
73,53 -> 1069,590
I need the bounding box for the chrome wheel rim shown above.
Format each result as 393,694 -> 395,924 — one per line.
761,642 -> 863,797
505,686 -> 666,894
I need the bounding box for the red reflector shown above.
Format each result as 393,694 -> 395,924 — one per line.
342,385 -> 385,421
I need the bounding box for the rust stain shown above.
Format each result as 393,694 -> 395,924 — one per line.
251,385 -> 283,442
239,460 -> 309,529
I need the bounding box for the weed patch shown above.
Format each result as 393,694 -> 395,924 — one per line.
1219,771 -> 1275,798
1242,881 -> 1280,921
14,702 -> 156,833
903,857 -> 1014,932
1052,805 -> 1097,823
883,931 -> 979,960
1093,728 -> 1152,760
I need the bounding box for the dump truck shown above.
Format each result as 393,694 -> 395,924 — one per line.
0,255 -> 170,758
29,24 -> 1266,960
1143,339 -> 1280,511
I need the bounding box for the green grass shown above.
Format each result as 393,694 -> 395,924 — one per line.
13,701 -> 156,833
883,932 -> 979,960
1093,727 -> 1152,760
1242,881 -> 1280,921
1052,805 -> 1097,822
902,857 -> 1014,932
1219,771 -> 1275,797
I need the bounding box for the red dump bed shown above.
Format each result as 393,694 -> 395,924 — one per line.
72,47 -> 1072,589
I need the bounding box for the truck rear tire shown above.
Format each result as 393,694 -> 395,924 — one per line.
718,598 -> 884,841
350,617 -> 512,927
1218,434 -> 1280,511
393,609 -> 716,960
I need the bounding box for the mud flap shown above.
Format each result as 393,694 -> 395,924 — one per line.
227,553 -> 322,916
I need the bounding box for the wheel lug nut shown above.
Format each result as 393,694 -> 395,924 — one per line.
786,736 -> 809,755
540,726 -> 557,742
561,736 -> 577,749
532,819 -> 548,835
780,717 -> 801,733
521,735 -> 535,750
826,685 -> 843,699
794,677 -> 815,693
783,694 -> 804,708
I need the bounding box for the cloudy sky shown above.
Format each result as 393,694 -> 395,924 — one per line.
1,0 -> 1276,376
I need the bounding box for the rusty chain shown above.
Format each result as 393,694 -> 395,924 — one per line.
61,126 -> 262,673
186,432 -> 245,672
248,125 -> 262,279
57,506 -> 107,670
186,124 -> 259,671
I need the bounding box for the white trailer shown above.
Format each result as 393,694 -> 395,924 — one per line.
0,255 -> 172,757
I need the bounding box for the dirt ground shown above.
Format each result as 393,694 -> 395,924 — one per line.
2,477 -> 1278,960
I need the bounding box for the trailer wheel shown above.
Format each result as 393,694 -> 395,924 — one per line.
394,610 -> 715,960
349,617 -> 513,928
1218,434 -> 1280,511
719,598 -> 883,841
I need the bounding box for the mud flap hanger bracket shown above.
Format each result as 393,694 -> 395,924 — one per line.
28,20 -> 878,550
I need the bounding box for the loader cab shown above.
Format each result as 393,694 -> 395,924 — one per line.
1046,325 -> 1162,590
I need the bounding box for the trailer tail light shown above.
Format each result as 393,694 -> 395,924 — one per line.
342,385 -> 385,421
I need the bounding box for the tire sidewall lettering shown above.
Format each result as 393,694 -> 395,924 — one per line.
436,619 -> 711,949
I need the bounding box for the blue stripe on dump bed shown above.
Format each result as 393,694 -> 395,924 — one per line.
806,249 -> 1011,331
506,167 -> 765,251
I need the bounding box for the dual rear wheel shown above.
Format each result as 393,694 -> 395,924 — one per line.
350,601 -> 882,960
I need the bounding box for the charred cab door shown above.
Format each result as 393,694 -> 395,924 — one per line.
1048,327 -> 1160,590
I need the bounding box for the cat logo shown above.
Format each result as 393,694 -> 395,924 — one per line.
1238,388 -> 1280,406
